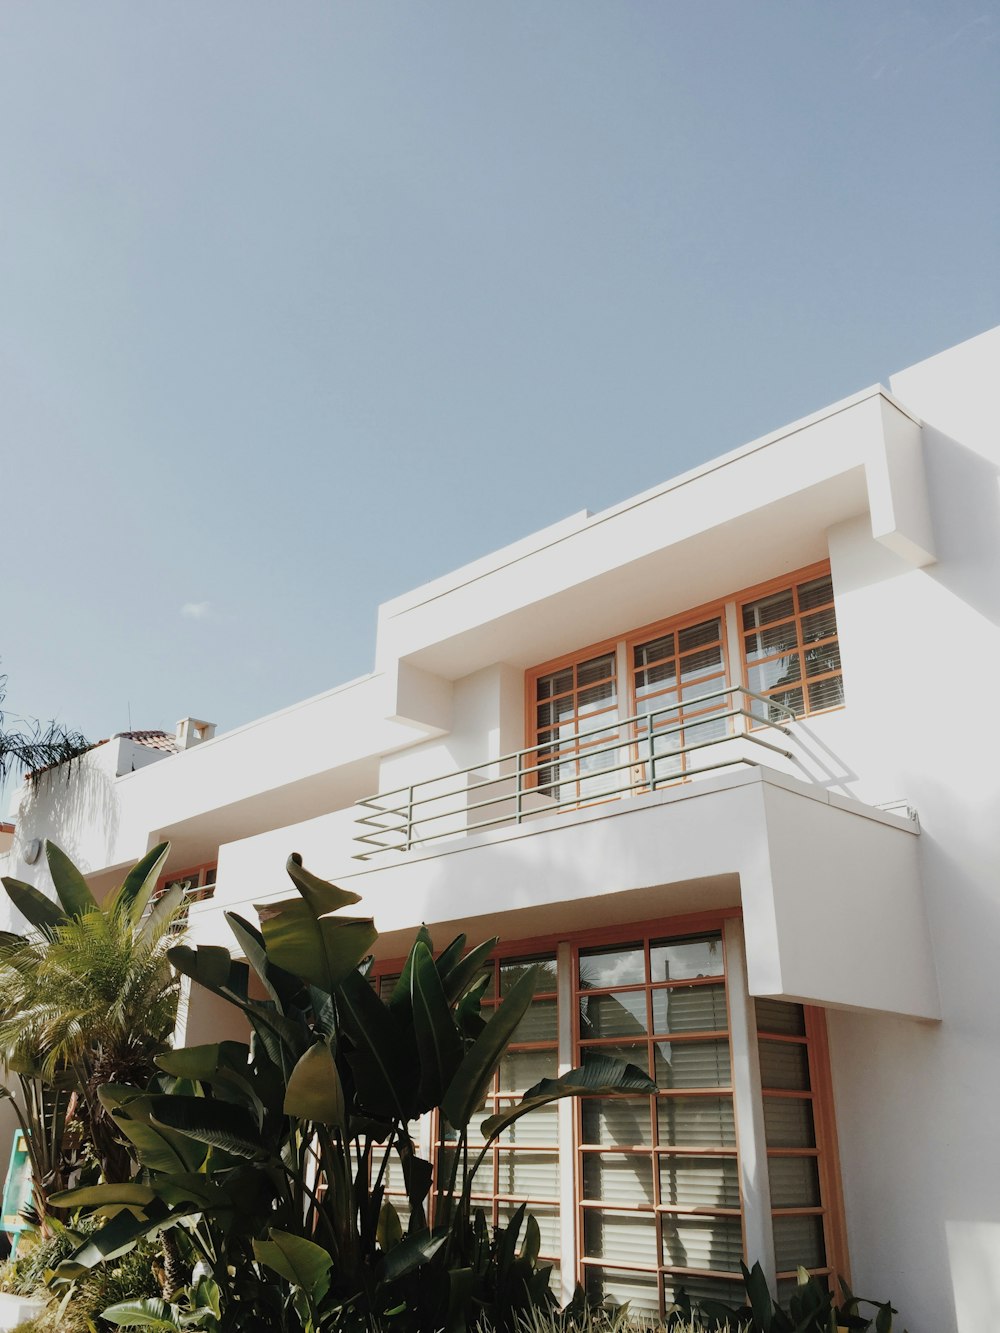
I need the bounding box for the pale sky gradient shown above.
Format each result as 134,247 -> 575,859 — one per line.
1,2 -> 998,772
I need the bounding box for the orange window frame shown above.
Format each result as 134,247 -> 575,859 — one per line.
154,861 -> 217,905
736,561 -> 844,723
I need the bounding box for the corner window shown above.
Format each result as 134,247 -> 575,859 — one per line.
740,571 -> 843,723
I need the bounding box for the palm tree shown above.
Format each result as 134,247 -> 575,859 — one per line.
0,671 -> 91,789
0,841 -> 186,1214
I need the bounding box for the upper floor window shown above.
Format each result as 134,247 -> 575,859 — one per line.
740,571 -> 843,724
528,564 -> 843,769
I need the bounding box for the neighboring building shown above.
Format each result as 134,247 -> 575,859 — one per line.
2,327 -> 999,1332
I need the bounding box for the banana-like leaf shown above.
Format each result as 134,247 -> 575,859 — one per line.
253,1228 -> 333,1307
387,925 -> 433,1013
112,842 -> 171,925
338,969 -> 417,1119
377,1228 -> 446,1282
49,1182 -> 156,1210
258,896 -> 376,993
44,840 -> 98,918
480,1055 -> 655,1141
376,1199 -> 403,1253
225,911 -> 304,1009
59,1197 -> 180,1271
284,853 -> 362,912
139,883 -> 184,942
101,1298 -> 181,1329
100,1087 -> 208,1174
440,938 -> 497,1007
155,1042 -> 251,1082
410,941 -> 462,1108
149,1095 -> 266,1160
1,876 -> 66,936
442,965 -> 538,1129
431,933 -> 467,981
168,943 -> 243,997
284,1042 -> 345,1126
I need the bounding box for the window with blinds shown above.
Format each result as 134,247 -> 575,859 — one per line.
631,616 -> 729,783
741,570 -> 843,724
533,653 -> 620,804
755,999 -> 835,1300
576,931 -> 746,1316
440,953 -> 562,1290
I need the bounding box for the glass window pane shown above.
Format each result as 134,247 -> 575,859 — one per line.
583,1210 -> 659,1266
808,676 -> 845,711
583,1097 -> 653,1146
586,1266 -> 660,1315
772,1214 -> 826,1273
657,1097 -> 736,1148
762,1096 -> 816,1148
502,957 -> 558,994
801,607 -> 837,643
804,643 -> 841,679
664,1275 -> 745,1309
654,1040 -> 731,1089
755,999 -> 805,1036
580,945 -> 645,988
768,1155 -> 822,1209
797,576 -> 833,612
758,1040 -> 811,1091
498,1049 -> 557,1092
582,1044 -> 650,1075
577,654 -> 616,688
649,935 -> 724,982
678,618 -> 722,653
635,634 -> 674,667
652,983 -> 727,1035
662,1214 -> 744,1273
659,1155 -> 740,1210
488,1101 -> 560,1147
580,990 -> 649,1039
743,590 -> 795,630
583,1152 -> 655,1205
497,1151 -> 559,1199
512,999 -> 558,1043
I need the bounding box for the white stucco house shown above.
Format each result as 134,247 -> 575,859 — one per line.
3,326 -> 999,1332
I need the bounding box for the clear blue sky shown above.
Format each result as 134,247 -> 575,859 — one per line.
1,1 -> 998,762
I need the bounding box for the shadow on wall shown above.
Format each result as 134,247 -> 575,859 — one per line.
922,428 -> 1000,628
11,760 -> 120,889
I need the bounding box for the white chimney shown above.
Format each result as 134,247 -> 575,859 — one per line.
175,717 -> 216,750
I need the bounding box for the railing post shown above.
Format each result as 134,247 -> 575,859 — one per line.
646,711 -> 656,790
405,785 -> 414,852
515,749 -> 524,825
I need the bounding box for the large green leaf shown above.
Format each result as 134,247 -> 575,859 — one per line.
225,911 -> 304,1009
253,1228 -> 333,1307
114,842 -> 171,925
44,840 -> 98,918
410,941 -> 462,1108
1,876 -> 66,936
480,1054 -> 656,1141
60,1197 -> 180,1271
258,896 -> 377,992
440,938 -> 497,1006
49,1182 -> 156,1210
377,1228 -> 447,1282
442,965 -> 538,1129
284,1042 -> 346,1127
149,1095 -> 266,1160
100,1088 -> 208,1174
167,943 -> 243,996
138,883 -> 184,942
101,1298 -> 181,1329
284,852 -> 362,911
338,969 -> 417,1119
387,925 -> 433,1013
155,1042 -> 251,1082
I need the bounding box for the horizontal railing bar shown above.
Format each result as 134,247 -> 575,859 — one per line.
352,751 -> 782,859
355,706 -> 781,819
354,686 -> 793,808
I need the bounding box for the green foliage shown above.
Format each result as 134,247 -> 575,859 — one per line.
56,855 -> 655,1333
0,671 -> 90,789
662,1263 -> 904,1333
0,842 -> 185,1212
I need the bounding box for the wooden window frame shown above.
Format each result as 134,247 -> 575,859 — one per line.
525,563 -> 844,766
368,909 -> 848,1309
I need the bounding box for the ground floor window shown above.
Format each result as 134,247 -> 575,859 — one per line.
373,915 -> 846,1316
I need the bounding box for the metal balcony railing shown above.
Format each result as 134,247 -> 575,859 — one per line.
353,685 -> 800,861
